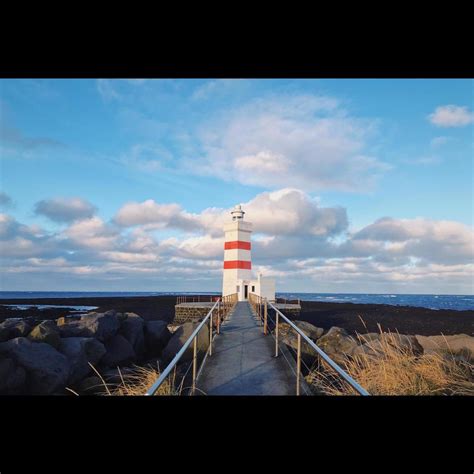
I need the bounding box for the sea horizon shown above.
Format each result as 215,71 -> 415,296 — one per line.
1,291 -> 473,311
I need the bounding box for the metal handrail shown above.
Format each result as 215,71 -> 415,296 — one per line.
249,293 -> 369,396
147,293 -> 238,396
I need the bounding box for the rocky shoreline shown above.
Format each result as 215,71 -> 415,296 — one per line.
0,309 -> 211,395
299,300 -> 474,337
1,295 -> 473,395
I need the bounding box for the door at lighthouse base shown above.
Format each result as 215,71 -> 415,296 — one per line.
244,284 -> 248,300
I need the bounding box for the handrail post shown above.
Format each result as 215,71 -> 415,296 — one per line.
296,332 -> 301,396
217,300 -> 221,334
275,312 -> 279,357
209,309 -> 213,357
264,298 -> 268,335
192,334 -> 197,395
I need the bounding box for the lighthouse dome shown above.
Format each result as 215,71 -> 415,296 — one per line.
231,204 -> 245,221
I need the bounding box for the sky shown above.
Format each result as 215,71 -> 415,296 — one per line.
0,78 -> 473,294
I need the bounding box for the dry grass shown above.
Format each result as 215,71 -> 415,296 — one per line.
306,328 -> 474,396
66,362 -> 178,396
104,364 -> 177,396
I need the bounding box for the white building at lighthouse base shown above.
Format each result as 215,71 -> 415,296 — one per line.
224,272 -> 276,302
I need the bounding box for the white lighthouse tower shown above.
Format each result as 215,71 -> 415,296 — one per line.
222,204 -> 275,302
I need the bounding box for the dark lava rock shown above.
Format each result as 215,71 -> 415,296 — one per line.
59,337 -> 106,384
101,334 -> 136,367
144,320 -> 171,356
0,337 -> 70,394
0,319 -> 32,342
28,320 -> 61,349
58,311 -> 120,342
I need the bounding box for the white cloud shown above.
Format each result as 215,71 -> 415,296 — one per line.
1,190 -> 473,293
114,188 -> 348,238
114,201 -> 199,230
428,105 -> 473,127
63,216 -> 120,250
188,94 -> 388,192
34,197 -> 97,223
352,217 -> 474,265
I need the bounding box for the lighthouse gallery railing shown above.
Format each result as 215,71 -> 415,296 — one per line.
146,293 -> 238,396
248,293 -> 370,396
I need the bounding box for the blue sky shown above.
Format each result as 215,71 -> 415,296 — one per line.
1,79 -> 473,293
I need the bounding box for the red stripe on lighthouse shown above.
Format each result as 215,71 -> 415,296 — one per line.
223,260 -> 252,269
224,240 -> 251,250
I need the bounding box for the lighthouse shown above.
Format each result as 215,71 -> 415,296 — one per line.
222,205 -> 275,302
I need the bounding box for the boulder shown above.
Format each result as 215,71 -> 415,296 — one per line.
59,337 -> 106,384
144,320 -> 172,356
278,322 -> 324,366
101,335 -> 136,367
0,337 -> 70,394
352,333 -> 424,359
116,312 -> 127,323
352,339 -> 387,359
415,334 -> 474,360
279,321 -> 324,340
385,333 -> 423,355
315,327 -> 359,365
0,357 -> 27,394
294,321 -> 325,341
356,332 -> 381,344
162,322 -> 209,365
28,320 -> 61,349
58,311 -> 119,342
120,313 -> 145,355
0,319 -> 32,342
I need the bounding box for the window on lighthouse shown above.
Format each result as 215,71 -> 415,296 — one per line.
252,285 -> 255,292
236,285 -> 240,292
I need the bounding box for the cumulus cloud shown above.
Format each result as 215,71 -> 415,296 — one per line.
2,190 -> 473,293
0,214 -> 61,258
428,105 -> 474,127
188,95 -> 388,192
64,216 -> 120,250
352,217 -> 474,265
115,201 -> 199,230
242,189 -> 348,237
114,188 -> 348,239
34,197 -> 97,223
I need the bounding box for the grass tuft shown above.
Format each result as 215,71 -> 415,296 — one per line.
306,327 -> 474,396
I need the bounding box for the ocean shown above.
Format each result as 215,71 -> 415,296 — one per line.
0,291 -> 473,311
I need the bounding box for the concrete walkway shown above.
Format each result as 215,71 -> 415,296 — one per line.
196,302 -> 296,395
